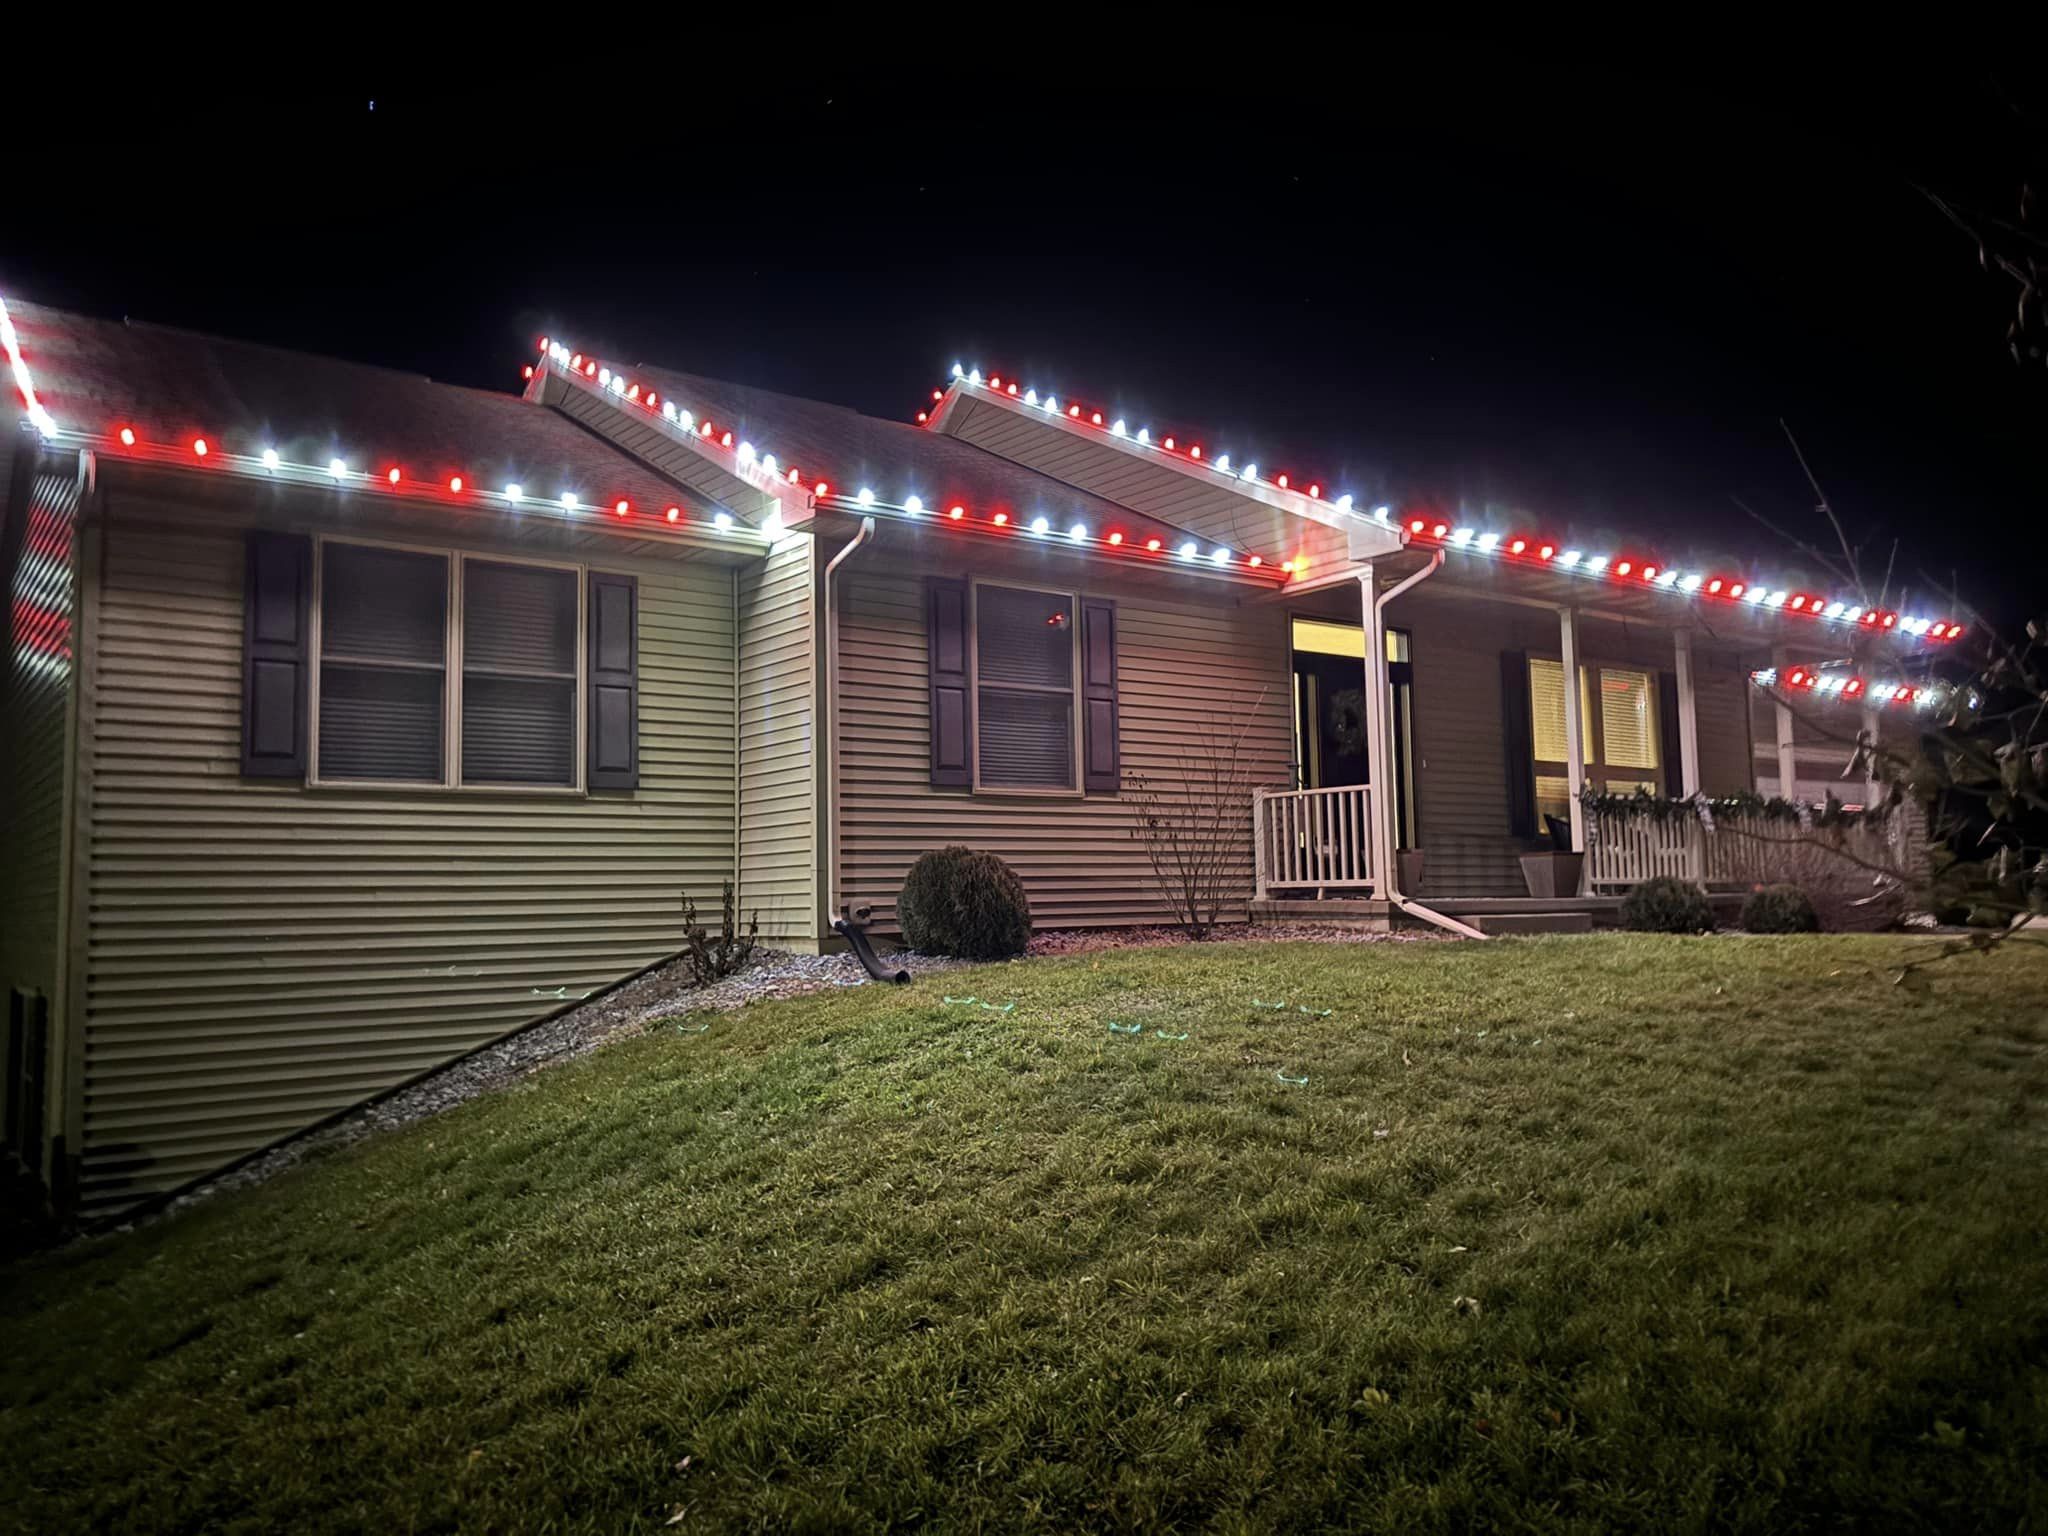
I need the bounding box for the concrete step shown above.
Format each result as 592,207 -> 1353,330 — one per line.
1471,911 -> 1595,936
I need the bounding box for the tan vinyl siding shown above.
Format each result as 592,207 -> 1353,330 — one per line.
2,444 -> 79,1181
79,486 -> 737,1214
1388,590 -> 1755,898
837,561 -> 1292,931
737,536 -> 818,947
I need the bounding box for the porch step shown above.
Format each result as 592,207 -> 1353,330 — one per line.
1470,911 -> 1595,936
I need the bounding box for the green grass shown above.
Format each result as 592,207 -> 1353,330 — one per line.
6,936 -> 2048,1533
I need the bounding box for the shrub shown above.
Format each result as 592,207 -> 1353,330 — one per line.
1620,876 -> 1717,934
898,846 -> 1033,959
1742,883 -> 1821,934
681,880 -> 758,984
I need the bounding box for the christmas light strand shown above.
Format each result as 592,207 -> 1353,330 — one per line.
929,364 -> 1961,643
538,341 -> 1287,582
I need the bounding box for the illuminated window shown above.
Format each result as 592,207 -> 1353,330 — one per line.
973,583 -> 1078,791
1529,658 -> 1659,825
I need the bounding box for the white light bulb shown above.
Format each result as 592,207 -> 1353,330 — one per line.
904,496 -> 924,514
662,401 -> 677,422
505,483 -> 523,502
1136,428 -> 1150,445
1656,569 -> 1679,588
261,448 -> 280,469
678,410 -> 694,429
1110,419 -> 1127,437
714,511 -> 734,531
328,458 -> 348,479
1178,541 -> 1198,560
737,441 -> 755,464
761,454 -> 777,474
561,493 -> 578,510
1241,463 -> 1257,481
1030,515 -> 1051,535
1024,389 -> 1039,404
1068,522 -> 1087,541
1768,590 -> 1788,607
1215,454 -> 1232,472
1450,527 -> 1476,547
609,376 -> 625,396
967,368 -> 982,385
1043,395 -> 1059,414
1745,587 -> 1767,605
1558,550 -> 1582,567
1476,532 -> 1500,552
951,362 -> 964,379
856,487 -> 875,506
1582,554 -> 1608,573
1335,495 -> 1354,512
599,368 -> 611,386
1678,573 -> 1702,592
1210,548 -> 1230,565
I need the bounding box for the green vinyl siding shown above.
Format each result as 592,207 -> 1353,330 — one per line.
736,536 -> 819,948
78,488 -> 738,1214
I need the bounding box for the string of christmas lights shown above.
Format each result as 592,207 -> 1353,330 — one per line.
0,302 -> 743,536
537,341 -> 1288,583
1751,664 -> 1948,709
927,364 -> 1962,642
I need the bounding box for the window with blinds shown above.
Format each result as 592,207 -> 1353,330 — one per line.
1526,656 -> 1659,822
462,560 -> 577,786
315,541 -> 581,789
975,584 -> 1077,790
318,544 -> 448,782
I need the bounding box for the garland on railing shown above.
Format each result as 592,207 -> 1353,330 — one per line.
1578,786 -> 1873,829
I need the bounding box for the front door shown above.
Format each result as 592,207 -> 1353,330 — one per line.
1291,621 -> 1420,847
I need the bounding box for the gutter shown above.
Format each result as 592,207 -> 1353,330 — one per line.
1367,551 -> 1488,941
817,518 -> 910,980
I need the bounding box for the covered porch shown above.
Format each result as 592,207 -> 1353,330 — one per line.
1250,543 -> 1893,914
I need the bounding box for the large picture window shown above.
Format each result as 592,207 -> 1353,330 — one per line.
973,583 -> 1079,792
1529,658 -> 1658,827
314,540 -> 583,790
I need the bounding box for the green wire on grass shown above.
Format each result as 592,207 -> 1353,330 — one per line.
1274,1070 -> 1309,1086
674,1021 -> 710,1034
1298,1006 -> 1333,1018
1108,1021 -> 1144,1035
942,996 -> 978,1006
1153,1030 -> 1189,1041
1251,998 -> 1289,1010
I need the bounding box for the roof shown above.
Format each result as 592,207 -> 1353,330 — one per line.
0,297 -> 734,536
546,344 -> 1287,576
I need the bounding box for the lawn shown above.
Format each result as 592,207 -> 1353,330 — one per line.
5,936 -> 2048,1533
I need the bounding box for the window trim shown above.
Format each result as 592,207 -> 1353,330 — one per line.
1527,653 -> 1662,806
968,577 -> 1085,798
307,534 -> 589,794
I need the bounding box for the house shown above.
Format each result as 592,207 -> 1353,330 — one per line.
0,295 -> 1961,1218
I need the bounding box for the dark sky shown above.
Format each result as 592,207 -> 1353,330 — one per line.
9,57 -> 2042,625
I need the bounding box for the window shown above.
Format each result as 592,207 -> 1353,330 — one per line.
315,540 -> 582,789
974,583 -> 1078,791
1529,658 -> 1658,825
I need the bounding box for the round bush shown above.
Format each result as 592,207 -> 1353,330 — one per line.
1619,876 -> 1717,934
1741,883 -> 1821,934
897,846 -> 1033,959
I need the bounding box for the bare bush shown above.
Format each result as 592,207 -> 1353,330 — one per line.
1127,694 -> 1273,939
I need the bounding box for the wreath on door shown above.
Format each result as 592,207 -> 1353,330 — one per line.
1328,687 -> 1367,757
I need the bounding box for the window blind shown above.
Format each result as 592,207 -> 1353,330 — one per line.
975,586 -> 1077,789
318,544 -> 447,782
1598,667 -> 1658,770
462,561 -> 577,786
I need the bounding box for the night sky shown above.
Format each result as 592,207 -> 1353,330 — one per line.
9,59 -> 2042,625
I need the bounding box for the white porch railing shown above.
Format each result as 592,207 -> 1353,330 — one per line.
1254,784 -> 1375,897
1585,807 -> 1916,893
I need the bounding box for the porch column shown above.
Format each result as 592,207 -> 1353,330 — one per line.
1559,605 -> 1585,851
1861,702 -> 1883,810
1771,643 -> 1798,802
1672,628 -> 1701,796
1358,565 -> 1395,895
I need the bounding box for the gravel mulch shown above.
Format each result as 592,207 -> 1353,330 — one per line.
136,923 -> 1427,1231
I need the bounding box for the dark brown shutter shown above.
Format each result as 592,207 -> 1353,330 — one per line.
586,571 -> 638,790
927,577 -> 972,787
1500,649 -> 1535,838
1081,598 -> 1119,794
1657,670 -> 1683,795
241,530 -> 311,778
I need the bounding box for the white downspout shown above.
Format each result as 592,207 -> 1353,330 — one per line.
821,518 -> 874,926
1368,552 -> 1487,940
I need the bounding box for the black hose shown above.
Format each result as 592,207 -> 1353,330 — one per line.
833,914 -> 910,985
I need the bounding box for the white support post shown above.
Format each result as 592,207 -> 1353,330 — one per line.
1771,643 -> 1798,803
1673,628 -> 1701,797
1860,704 -> 1883,812
1559,605 -> 1586,851
1359,566 -> 1393,895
